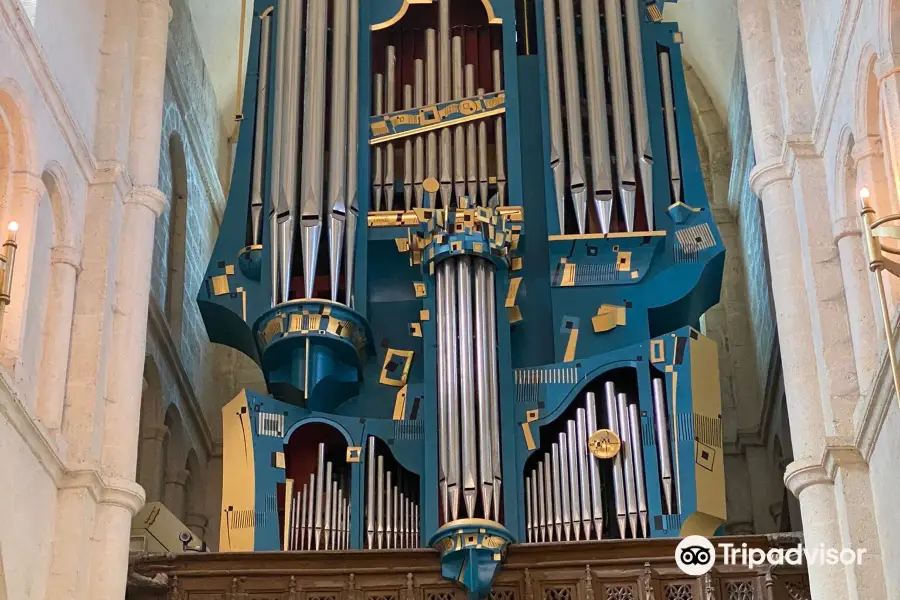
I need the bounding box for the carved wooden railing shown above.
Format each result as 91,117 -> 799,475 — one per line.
129,535 -> 810,600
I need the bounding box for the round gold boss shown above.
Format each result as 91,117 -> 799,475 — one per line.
460,99 -> 479,115
588,429 -> 621,459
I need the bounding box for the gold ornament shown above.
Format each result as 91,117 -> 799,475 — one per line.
588,429 -> 621,459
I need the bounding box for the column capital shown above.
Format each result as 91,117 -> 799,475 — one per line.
126,185 -> 169,217
875,53 -> 900,82
783,459 -> 832,497
185,512 -> 208,528
142,424 -> 169,442
851,135 -> 884,164
165,468 -> 191,486
832,216 -> 862,243
749,157 -> 792,197
50,245 -> 83,272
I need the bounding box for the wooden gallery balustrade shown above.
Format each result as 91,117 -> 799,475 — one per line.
127,534 -> 811,600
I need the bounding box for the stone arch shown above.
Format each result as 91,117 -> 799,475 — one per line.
0,81 -> 37,207
136,357 -> 166,502
163,403 -> 189,520
165,134 -> 188,344
682,60 -> 731,210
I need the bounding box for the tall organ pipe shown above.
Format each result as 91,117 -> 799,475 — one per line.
473,259 -> 495,519
492,49 -> 507,206
477,87 -> 489,207
279,0 -> 302,302
327,0 -> 349,303
344,0 -> 359,307
385,45 -> 397,211
565,420 -> 581,541
558,431 -> 573,540
465,65 -> 478,203
624,0 -> 655,229
628,403 -> 649,537
541,0 -> 568,232
425,30 -> 439,206
438,0 -> 452,206
575,409 -> 592,539
605,382 -> 627,538
617,393 -> 638,537
550,443 -> 563,541
443,260 -> 461,520
414,59 -> 425,208
486,266 -> 502,515
299,0 -> 327,300
605,0 -> 638,232
452,37 -> 466,202
250,12 -> 272,246
457,256 -> 478,517
269,3 -> 287,305
660,53 -> 683,204
436,262 -> 451,523
373,74 -> 385,211
403,83 -> 414,210
314,443 -> 325,550
557,0 -> 588,233
652,377 -> 674,513
581,0 -> 614,233
584,393 -> 604,538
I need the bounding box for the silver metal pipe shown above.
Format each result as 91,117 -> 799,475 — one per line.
575,409 -> 592,539
393,485 -> 400,549
629,403 -> 649,537
332,479 -> 340,549
457,257 -> 478,517
581,0 -> 614,233
344,0 -> 359,307
473,260 -> 494,519
492,49 -> 506,206
659,52 -> 682,204
439,1 -> 452,206
366,437 -> 375,547
250,13 -> 272,246
605,383 -> 626,539
550,444 -> 563,541
452,37 -> 466,202
465,65 -> 478,203
558,431 -> 573,541
306,473 -> 315,550
300,483 -> 308,550
336,486 -> 344,549
617,393 -> 639,538
624,0 -> 654,229
323,461 -> 334,549
477,87 -> 489,206
584,392 -> 604,539
566,420 -> 581,541
445,260 -> 461,521
542,0 -> 568,232
376,454 -> 385,549
558,0 -> 588,233
425,29 -> 439,207
525,474 -> 533,542
373,73 -> 385,211
385,470 -> 393,548
399,492 -> 407,548
300,0 -> 327,300
543,458 -> 554,541
403,83 -> 414,210
269,2 -> 287,305
652,377 -> 674,513
414,503 -> 419,547
436,263 -> 450,523
346,499 -> 352,549
314,444 -> 325,549
385,45 -> 397,211
414,59 -> 425,208
327,0 -> 349,303
605,0 -> 638,232
485,266 -> 501,516
278,0 -> 302,303
535,465 -> 546,542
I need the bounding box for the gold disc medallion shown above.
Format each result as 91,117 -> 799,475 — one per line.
588,429 -> 621,459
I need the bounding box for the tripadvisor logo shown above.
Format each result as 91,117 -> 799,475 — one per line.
675,536 -> 867,576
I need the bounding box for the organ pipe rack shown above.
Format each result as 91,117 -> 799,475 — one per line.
199,1 -> 725,598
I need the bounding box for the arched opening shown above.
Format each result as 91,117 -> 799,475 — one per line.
163,404 -> 188,522
136,357 -> 165,502
165,134 -> 188,344
184,449 -> 208,540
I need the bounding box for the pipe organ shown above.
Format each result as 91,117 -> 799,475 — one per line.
200,0 -> 725,597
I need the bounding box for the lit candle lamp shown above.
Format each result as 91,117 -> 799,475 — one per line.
0,221 -> 18,336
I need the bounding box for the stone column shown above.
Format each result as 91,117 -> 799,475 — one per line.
185,512 -> 209,541
164,468 -> 190,522
832,217 -> 879,396
88,1 -> 171,599
36,245 -> 82,438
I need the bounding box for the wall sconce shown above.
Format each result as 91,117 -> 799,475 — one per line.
859,187 -> 900,407
0,221 -> 18,338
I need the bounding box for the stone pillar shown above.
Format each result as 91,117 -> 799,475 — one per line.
87,1 -> 171,599
137,424 -> 168,502
164,468 -> 190,522
36,245 -> 82,437
832,217 -> 879,396
185,512 -> 209,541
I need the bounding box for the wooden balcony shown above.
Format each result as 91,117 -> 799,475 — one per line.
128,534 -> 810,600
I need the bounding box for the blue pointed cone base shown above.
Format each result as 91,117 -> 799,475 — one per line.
429,520 -> 514,600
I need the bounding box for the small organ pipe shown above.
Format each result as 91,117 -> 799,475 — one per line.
327,0 -> 349,303
465,65 -> 478,203
525,474 -> 534,542
584,393 -> 604,538
376,454 -> 385,549
653,377 -> 674,513
250,13 -> 272,246
581,0 -> 614,233
492,49 -> 506,206
543,458 -> 554,541
323,461 -> 334,549
629,403 -> 649,537
605,382 -> 627,538
373,73 -> 385,211
617,393 -> 639,537
385,45 -> 397,211
535,465 -> 546,542
575,409 -> 592,540
414,59 -> 425,208
306,473 -> 315,549
558,431 -> 573,541
660,52 -> 683,204
565,420 -> 581,541
403,83 -> 414,210
551,443 -> 564,541
477,87 -> 489,206
542,0 -> 568,232
299,483 -> 308,550
393,485 -> 400,548
366,437 -> 375,548
314,444 -> 325,550
558,0 -> 588,233
399,492 -> 407,548
605,0 -> 638,232
385,471 -> 393,548
452,37 -> 466,202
